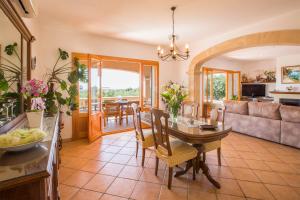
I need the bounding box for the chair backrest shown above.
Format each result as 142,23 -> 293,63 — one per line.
181,101 -> 199,119
131,103 -> 144,140
150,108 -> 172,156
104,103 -> 120,113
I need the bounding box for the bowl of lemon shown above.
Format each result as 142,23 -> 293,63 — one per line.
0,129 -> 47,152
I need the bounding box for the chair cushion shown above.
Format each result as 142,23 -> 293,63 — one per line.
280,105 -> 300,123
137,129 -> 155,148
203,140 -> 221,152
155,140 -> 198,167
248,102 -> 281,120
224,100 -> 248,115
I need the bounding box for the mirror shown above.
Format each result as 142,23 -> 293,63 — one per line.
0,4 -> 31,129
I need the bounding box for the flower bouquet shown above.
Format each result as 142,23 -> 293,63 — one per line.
21,79 -> 48,129
161,81 -> 188,121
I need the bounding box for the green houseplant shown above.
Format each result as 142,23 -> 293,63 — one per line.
161,81 -> 188,121
44,48 -> 87,116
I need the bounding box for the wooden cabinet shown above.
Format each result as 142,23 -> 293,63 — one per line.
0,115 -> 63,200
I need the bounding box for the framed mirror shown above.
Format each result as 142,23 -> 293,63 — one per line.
0,0 -> 34,132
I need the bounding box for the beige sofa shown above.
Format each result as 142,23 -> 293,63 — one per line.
224,100 -> 300,148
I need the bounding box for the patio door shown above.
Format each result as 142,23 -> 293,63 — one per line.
88,56 -> 102,142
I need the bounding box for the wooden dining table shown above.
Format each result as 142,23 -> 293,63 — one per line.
140,112 -> 232,189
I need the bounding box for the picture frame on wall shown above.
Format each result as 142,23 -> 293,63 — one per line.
281,65 -> 300,84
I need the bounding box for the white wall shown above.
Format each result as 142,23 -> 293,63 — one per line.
276,54 -> 300,91
203,57 -> 242,71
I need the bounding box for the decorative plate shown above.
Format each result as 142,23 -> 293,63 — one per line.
0,138 -> 43,152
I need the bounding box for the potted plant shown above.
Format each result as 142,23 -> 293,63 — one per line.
161,81 -> 188,121
21,79 -> 48,129
43,48 -> 87,116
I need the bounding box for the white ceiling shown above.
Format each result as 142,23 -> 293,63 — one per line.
37,0 -> 300,45
221,45 -> 300,61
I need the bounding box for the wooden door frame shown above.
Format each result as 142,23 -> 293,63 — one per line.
72,52 -> 159,139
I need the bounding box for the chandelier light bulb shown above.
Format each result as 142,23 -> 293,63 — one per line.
160,49 -> 164,54
185,44 -> 189,50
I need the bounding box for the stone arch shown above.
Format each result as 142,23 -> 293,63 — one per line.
188,29 -> 300,102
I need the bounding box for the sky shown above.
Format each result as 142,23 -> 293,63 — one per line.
87,68 -> 140,89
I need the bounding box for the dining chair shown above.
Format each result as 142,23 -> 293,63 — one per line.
120,102 -> 133,124
202,108 -> 225,166
150,108 -> 198,189
181,101 -> 199,119
131,103 -> 155,167
102,102 -> 120,126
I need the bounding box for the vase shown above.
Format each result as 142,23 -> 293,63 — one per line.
26,110 -> 44,129
169,106 -> 179,122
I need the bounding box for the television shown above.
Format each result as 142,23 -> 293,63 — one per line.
242,84 -> 266,97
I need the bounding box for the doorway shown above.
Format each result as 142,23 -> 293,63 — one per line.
72,53 -> 159,142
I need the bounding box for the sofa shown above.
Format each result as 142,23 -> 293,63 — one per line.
224,100 -> 300,148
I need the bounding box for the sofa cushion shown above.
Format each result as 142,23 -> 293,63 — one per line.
280,105 -> 300,123
281,121 -> 300,148
224,100 -> 248,115
248,102 -> 281,120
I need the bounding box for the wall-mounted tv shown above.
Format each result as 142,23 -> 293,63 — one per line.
242,84 -> 266,97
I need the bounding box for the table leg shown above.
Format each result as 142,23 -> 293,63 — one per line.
174,160 -> 193,177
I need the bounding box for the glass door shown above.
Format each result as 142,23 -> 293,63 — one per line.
88,56 -> 102,142
141,63 -> 159,111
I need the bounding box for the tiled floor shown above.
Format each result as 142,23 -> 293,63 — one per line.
59,131 -> 300,200
103,116 -> 134,133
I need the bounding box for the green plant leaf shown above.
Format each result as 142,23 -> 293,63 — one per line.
60,80 -> 67,90
59,48 -> 69,60
4,43 -> 17,56
68,71 -> 79,83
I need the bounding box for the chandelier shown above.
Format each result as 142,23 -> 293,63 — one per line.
157,6 -> 189,61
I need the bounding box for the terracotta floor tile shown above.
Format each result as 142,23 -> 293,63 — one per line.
80,160 -> 106,173
188,190 -> 217,200
279,173 -> 300,187
62,170 -> 95,188
243,159 -> 272,171
254,170 -> 287,185
139,168 -> 165,184
265,184 -> 300,200
106,177 -> 137,198
163,172 -> 189,188
62,157 -> 89,170
188,174 -> 216,193
103,146 -> 122,153
209,165 -> 234,179
127,155 -> 149,167
216,194 -> 246,200
99,163 -> 124,176
205,156 -> 227,166
96,152 -> 116,162
159,186 -> 187,200
222,150 -> 241,158
118,147 -> 136,155
216,178 -> 244,197
71,189 -> 102,200
110,154 -> 132,164
265,161 -> 294,173
238,180 -> 274,199
230,167 -> 259,182
111,140 -> 129,147
100,194 -> 127,200
59,167 -> 77,183
83,174 -> 115,193
77,150 -> 100,159
130,181 -> 161,200
257,153 -> 281,162
145,158 -> 167,170
118,165 -> 143,180
224,158 -> 248,168
59,184 -> 79,200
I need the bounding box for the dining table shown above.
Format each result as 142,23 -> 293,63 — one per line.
140,112 -> 232,189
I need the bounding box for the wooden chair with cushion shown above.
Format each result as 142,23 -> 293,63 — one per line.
102,103 -> 120,127
150,108 -> 198,189
181,101 -> 199,119
202,108 -> 225,166
132,103 -> 155,167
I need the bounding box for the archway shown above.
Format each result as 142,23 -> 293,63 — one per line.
188,29 -> 300,103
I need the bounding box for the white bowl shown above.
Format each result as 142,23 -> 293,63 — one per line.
0,138 -> 44,152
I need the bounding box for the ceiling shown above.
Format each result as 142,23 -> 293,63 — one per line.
37,0 -> 300,45
221,45 -> 300,61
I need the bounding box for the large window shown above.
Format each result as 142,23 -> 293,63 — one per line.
102,69 -> 140,98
